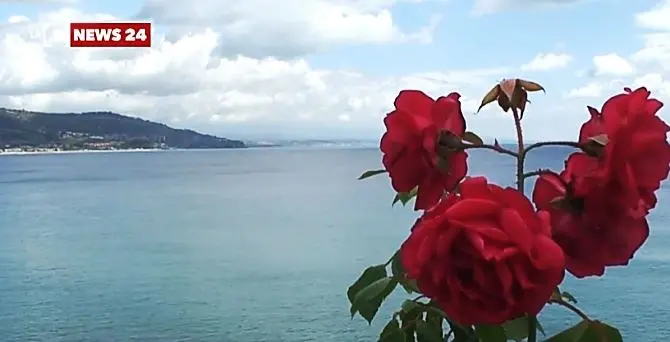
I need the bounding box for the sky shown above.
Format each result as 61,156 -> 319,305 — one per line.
0,0 -> 668,141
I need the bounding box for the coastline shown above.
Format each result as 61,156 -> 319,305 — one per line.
0,148 -> 168,156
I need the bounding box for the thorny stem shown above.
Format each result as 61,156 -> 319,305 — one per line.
524,141 -> 582,155
449,110 -> 582,342
509,108 -> 540,342
549,299 -> 591,322
440,113 -> 582,342
521,169 -> 552,181
462,143 -> 519,158
512,108 -> 526,194
527,315 -> 537,342
509,107 -> 537,342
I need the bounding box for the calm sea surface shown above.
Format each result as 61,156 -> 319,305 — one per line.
0,147 -> 668,342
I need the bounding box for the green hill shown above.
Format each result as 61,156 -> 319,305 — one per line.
0,108 -> 245,150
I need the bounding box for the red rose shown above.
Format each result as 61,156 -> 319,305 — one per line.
400,177 -> 565,325
532,153 -> 649,278
380,90 -> 468,210
578,87 -> 670,212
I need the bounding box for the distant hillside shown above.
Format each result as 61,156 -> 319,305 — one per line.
0,108 -> 245,150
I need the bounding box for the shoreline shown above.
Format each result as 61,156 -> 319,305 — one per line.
0,145 -> 378,156
0,148 -> 169,156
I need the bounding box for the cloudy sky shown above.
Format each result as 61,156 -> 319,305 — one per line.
0,0 -> 668,141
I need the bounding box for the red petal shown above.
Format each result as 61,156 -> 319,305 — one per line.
564,152 -> 599,177
394,90 -> 434,130
381,110 -> 422,147
443,151 -> 468,190
458,176 -> 490,199
603,216 -> 649,266
601,93 -> 629,134
497,187 -> 538,227
433,93 -> 465,136
387,153 -> 424,193
445,198 -> 502,219
415,173 -> 445,210
578,106 -> 605,143
531,173 -> 565,210
529,235 -> 566,270
499,208 -> 533,255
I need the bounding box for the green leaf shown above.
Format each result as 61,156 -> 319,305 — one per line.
447,319 -> 475,342
580,321 -> 623,342
391,251 -> 420,294
347,265 -> 387,321
404,329 -> 417,342
400,300 -> 424,314
351,277 -> 398,324
423,301 -> 450,328
544,320 -> 590,341
390,250 -> 403,276
462,131 -> 484,145
502,316 -> 545,341
391,187 -> 419,205
475,324 -> 506,342
393,187 -> 418,206
399,303 -> 423,324
425,308 -> 444,333
546,320 -> 622,342
416,320 -> 444,342
380,318 -> 406,342
502,317 -> 529,342
347,265 -> 386,306
359,169 -> 387,180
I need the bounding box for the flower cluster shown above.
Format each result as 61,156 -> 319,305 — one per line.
533,87 -> 670,278
349,79 -> 670,342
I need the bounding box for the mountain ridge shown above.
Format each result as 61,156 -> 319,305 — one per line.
0,108 -> 245,150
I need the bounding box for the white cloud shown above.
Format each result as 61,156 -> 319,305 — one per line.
0,7 -> 514,140
6,1 -> 668,143
632,32 -> 670,78
633,1 -> 670,72
635,0 -> 670,30
630,0 -> 670,101
135,0 -> 443,58
632,73 -> 670,98
565,1 -> 670,125
472,0 -> 586,14
565,82 -> 603,98
0,0 -> 77,3
592,53 -> 634,76
521,53 -> 573,71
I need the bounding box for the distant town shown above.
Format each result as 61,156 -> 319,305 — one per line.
1,131 -> 172,153
0,108 -> 246,152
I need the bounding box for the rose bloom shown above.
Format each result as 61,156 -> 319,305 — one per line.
532,87 -> 669,278
380,90 -> 468,210
400,177 -> 565,325
532,153 -> 650,278
577,87 -> 670,214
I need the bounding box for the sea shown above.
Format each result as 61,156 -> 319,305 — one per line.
0,147 -> 667,342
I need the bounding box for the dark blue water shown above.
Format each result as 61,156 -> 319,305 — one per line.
0,148 -> 667,341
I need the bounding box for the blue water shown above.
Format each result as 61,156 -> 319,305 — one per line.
0,148 -> 667,341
